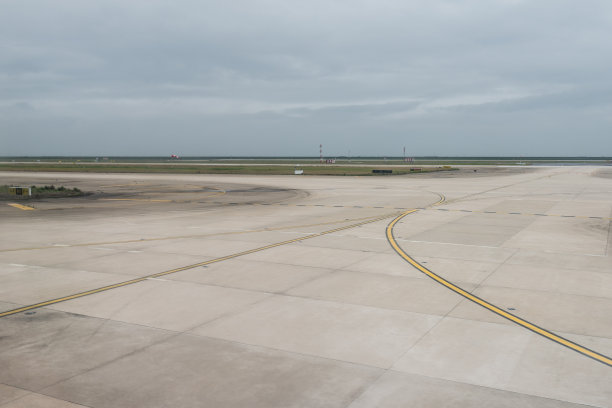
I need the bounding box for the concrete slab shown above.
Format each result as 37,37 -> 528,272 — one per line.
343,252 -> 426,278
0,266 -> 138,306
193,295 -> 441,368
449,286 -> 612,337
298,233 -> 394,253
409,213 -> 533,247
0,385 -> 29,406
48,279 -> 270,332
562,332 -> 612,363
481,199 -> 557,214
147,237 -> 275,257
505,249 -> 612,274
394,238 -> 516,263
393,317 -> 612,407
167,258 -> 333,293
0,393 -> 89,408
193,230 -> 311,245
393,317 -> 533,387
2,168 -> 611,407
0,247 -> 113,269
503,217 -> 610,255
0,301 -> 23,314
502,332 -> 612,407
482,263 -> 612,299
449,212 -> 539,227
0,309 -> 172,390
50,250 -> 212,277
42,334 -> 382,408
408,256 -> 500,285
286,271 -> 473,316
348,371 -> 588,408
241,244 -> 375,270
393,210 -> 470,239
548,200 -> 611,218
0,263 -> 35,277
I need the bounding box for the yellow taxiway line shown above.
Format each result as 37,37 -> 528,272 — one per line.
0,211 -> 397,319
8,203 -> 35,211
0,213 -> 388,253
386,209 -> 612,367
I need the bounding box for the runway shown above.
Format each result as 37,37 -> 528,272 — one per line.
0,167 -> 611,407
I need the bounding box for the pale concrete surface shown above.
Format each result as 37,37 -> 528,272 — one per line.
1,167 -> 611,407
42,334 -> 382,408
285,270 -> 474,315
0,309 -> 172,390
348,371 -> 589,408
393,317 -> 612,407
167,258 -> 333,293
48,279 -> 270,332
1,393 -> 89,408
449,286 -> 612,337
193,295 -> 441,368
0,385 -> 28,406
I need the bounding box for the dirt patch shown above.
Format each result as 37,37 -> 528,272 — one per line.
0,176 -> 308,219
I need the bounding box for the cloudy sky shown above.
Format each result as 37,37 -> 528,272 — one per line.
1,0 -> 611,156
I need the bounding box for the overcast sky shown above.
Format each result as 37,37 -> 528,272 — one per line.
1,0 -> 612,156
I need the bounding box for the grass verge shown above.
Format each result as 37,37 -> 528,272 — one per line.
0,163 -> 456,176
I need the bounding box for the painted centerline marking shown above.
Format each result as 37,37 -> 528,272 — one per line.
0,214 -> 386,253
0,212 -> 398,319
386,210 -> 612,367
8,203 -> 35,211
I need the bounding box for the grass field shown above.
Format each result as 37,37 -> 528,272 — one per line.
0,163 -> 455,176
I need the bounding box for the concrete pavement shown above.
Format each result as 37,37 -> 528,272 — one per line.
0,167 -> 611,407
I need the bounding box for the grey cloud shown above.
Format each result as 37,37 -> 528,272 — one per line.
1,0 -> 612,155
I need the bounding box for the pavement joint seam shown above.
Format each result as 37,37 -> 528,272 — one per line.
0,212 -> 398,318
381,369 -> 604,408
9,197 -> 611,220
0,214 -> 386,253
386,210 -> 612,367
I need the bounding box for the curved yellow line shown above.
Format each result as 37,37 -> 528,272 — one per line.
386,210 -> 612,367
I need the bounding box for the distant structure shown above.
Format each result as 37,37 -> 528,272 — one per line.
170,154 -> 180,159
403,146 -> 414,163
318,144 -> 335,164
8,186 -> 31,197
